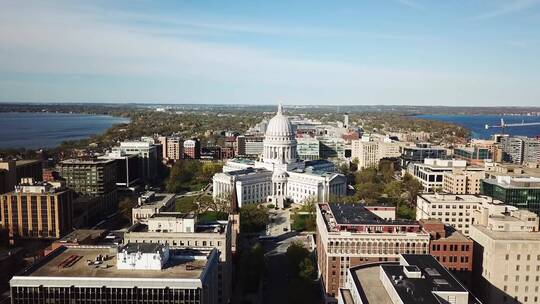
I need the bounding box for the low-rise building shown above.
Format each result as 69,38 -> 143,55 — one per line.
10,244 -> 219,304
316,203 -> 430,300
131,191 -> 176,224
416,193 -> 508,236
443,169 -> 484,194
469,207 -> 540,304
124,213 -> 232,304
407,159 -> 483,192
420,219 -> 473,286
338,254 -> 481,304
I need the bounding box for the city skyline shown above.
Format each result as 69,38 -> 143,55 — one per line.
1,0 -> 540,106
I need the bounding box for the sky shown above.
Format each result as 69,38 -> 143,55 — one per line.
0,0 -> 540,106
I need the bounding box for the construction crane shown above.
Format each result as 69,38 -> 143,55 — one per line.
485,118 -> 540,134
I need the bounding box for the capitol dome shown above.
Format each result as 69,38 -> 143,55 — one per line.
265,103 -> 294,137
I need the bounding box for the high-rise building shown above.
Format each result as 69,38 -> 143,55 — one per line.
10,244 -> 219,304
499,136 -> 540,164
59,159 -> 117,223
159,136 -> 183,161
124,212 -> 232,304
351,137 -> 379,169
184,139 -> 201,159
0,178 -> 73,240
469,207 -> 540,304
112,141 -> 159,181
481,176 -> 540,216
316,203 -> 430,300
98,151 -> 140,190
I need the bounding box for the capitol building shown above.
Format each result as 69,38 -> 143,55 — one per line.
213,104 -> 347,208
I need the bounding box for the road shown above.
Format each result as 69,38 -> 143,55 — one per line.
266,207 -> 291,236
261,232 -> 317,304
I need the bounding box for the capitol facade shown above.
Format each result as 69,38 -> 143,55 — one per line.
212,104 -> 347,208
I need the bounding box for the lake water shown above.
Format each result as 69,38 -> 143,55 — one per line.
0,112 -> 129,149
417,114 -> 540,139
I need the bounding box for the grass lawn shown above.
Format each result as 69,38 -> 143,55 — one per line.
175,196 -> 198,213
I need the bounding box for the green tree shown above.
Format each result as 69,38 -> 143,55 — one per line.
383,180 -> 403,199
240,205 -> 269,233
402,173 -> 423,204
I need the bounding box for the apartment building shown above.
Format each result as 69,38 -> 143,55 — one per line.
0,178 -> 73,240
316,203 -> 430,300
351,137 -> 379,169
159,136 -> 183,161
184,139 -> 201,159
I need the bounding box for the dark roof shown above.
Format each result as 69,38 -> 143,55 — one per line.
329,203 -> 417,226
378,254 -> 480,304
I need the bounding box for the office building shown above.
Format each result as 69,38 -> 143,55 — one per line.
454,146 -> 494,164
320,137 -> 346,159
14,160 -> 43,183
407,159 -> 483,192
112,141 -> 159,181
131,191 -> 176,224
481,176 -> 540,216
443,169 -> 484,194
400,143 -> 447,168
98,151 -> 140,190
297,137 -> 321,160
0,178 -> 73,240
416,193 -> 508,236
10,244 -> 219,304
338,254 -> 481,304
469,207 -> 540,304
316,203 -> 430,299
184,139 -> 201,159
124,213 -> 232,304
243,135 -> 264,157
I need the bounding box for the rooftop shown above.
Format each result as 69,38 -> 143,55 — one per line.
472,225 -> 540,241
58,229 -> 108,244
348,254 -> 480,304
484,176 -> 540,189
22,246 -> 210,280
418,193 -> 504,205
134,192 -> 176,210
60,158 -> 115,165
327,203 -> 418,226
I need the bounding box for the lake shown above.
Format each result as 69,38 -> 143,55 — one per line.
0,112 -> 129,149
417,114 -> 540,139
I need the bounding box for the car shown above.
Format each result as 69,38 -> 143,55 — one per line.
283,228 -> 288,232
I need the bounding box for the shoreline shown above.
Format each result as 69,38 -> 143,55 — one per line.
0,112 -> 130,150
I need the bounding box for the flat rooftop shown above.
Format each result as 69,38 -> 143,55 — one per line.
327,203 -> 417,226
134,193 -> 175,210
349,257 -> 480,304
418,194 -> 504,204
472,225 -> 540,241
58,229 -> 107,243
24,247 -> 209,279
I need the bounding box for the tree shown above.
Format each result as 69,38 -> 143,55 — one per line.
355,167 -> 377,185
383,180 -> 403,199
402,173 -> 423,204
239,205 -> 269,233
201,162 -> 223,181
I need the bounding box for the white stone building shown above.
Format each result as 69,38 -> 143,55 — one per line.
212,104 -> 346,207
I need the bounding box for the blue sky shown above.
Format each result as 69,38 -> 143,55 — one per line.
0,0 -> 539,106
